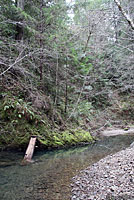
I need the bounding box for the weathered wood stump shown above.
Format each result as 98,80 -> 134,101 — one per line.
22,136 -> 37,164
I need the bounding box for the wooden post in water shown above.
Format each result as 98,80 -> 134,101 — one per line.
22,136 -> 37,163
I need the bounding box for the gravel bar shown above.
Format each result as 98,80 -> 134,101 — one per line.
71,145 -> 134,200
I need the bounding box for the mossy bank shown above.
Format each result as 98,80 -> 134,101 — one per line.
0,92 -> 94,150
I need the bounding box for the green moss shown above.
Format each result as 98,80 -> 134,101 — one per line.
0,94 -> 50,149
39,128 -> 94,149
0,93 -> 94,150
0,118 -> 94,149
62,131 -> 76,144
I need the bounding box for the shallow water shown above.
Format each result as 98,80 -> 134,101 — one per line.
0,135 -> 134,200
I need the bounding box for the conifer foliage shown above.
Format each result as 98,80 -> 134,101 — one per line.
0,0 -> 134,123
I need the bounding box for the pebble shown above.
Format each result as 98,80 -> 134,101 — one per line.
71,145 -> 134,200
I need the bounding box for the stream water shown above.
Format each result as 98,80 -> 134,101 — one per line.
0,135 -> 134,200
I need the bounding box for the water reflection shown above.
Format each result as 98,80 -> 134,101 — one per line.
0,135 -> 134,200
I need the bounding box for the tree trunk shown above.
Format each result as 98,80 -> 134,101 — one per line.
15,24 -> 24,40
55,54 -> 59,106
15,0 -> 24,40
65,58 -> 68,113
22,136 -> 37,163
39,0 -> 44,80
17,0 -> 24,10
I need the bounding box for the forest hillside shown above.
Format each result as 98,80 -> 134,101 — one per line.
0,0 -> 134,150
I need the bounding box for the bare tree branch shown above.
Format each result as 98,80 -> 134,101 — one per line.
0,50 -> 37,76
114,0 -> 134,30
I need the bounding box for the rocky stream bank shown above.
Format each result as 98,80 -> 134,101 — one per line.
71,139 -> 134,200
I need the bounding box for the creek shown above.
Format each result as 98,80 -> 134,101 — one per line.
0,135 -> 134,200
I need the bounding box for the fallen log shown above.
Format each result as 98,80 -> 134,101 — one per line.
22,136 -> 37,164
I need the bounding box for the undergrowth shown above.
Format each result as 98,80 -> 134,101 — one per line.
0,92 -> 94,150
